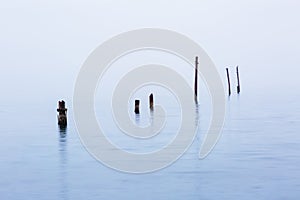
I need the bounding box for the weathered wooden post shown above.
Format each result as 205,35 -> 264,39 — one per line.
134,100 -> 140,114
194,56 -> 199,102
57,100 -> 67,126
236,66 -> 241,94
149,93 -> 154,110
226,68 -> 231,96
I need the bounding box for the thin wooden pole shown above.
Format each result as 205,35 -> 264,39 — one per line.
226,68 -> 231,96
134,100 -> 140,114
149,93 -> 154,110
194,56 -> 199,101
236,66 -> 241,94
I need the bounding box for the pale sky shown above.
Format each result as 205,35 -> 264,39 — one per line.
0,0 -> 299,104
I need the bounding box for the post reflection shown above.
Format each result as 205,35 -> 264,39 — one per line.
135,113 -> 141,125
59,126 -> 67,143
58,126 -> 68,200
195,103 -> 199,127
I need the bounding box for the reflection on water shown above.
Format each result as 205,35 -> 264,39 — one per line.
135,114 -> 141,125
58,126 -> 68,200
59,126 -> 67,144
195,103 -> 199,127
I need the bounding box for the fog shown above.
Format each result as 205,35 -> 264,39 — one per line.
0,0 -> 299,104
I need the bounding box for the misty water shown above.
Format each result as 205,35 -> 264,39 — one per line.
0,72 -> 300,200
1,1 -> 300,199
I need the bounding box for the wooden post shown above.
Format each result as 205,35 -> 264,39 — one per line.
134,100 -> 140,114
57,100 -> 67,126
236,66 -> 241,94
149,93 -> 154,110
226,68 -> 231,96
194,56 -> 199,101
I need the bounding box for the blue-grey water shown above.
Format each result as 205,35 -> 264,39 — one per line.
0,87 -> 299,200
1,1 -> 300,199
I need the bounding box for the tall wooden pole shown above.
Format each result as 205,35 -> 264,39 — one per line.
194,56 -> 199,101
226,68 -> 231,96
236,66 -> 241,94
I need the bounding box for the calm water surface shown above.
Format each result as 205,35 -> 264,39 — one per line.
0,89 -> 299,200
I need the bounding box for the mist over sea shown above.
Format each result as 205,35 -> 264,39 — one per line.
1,0 -> 300,199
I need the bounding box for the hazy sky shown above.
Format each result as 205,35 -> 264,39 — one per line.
0,0 -> 299,104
